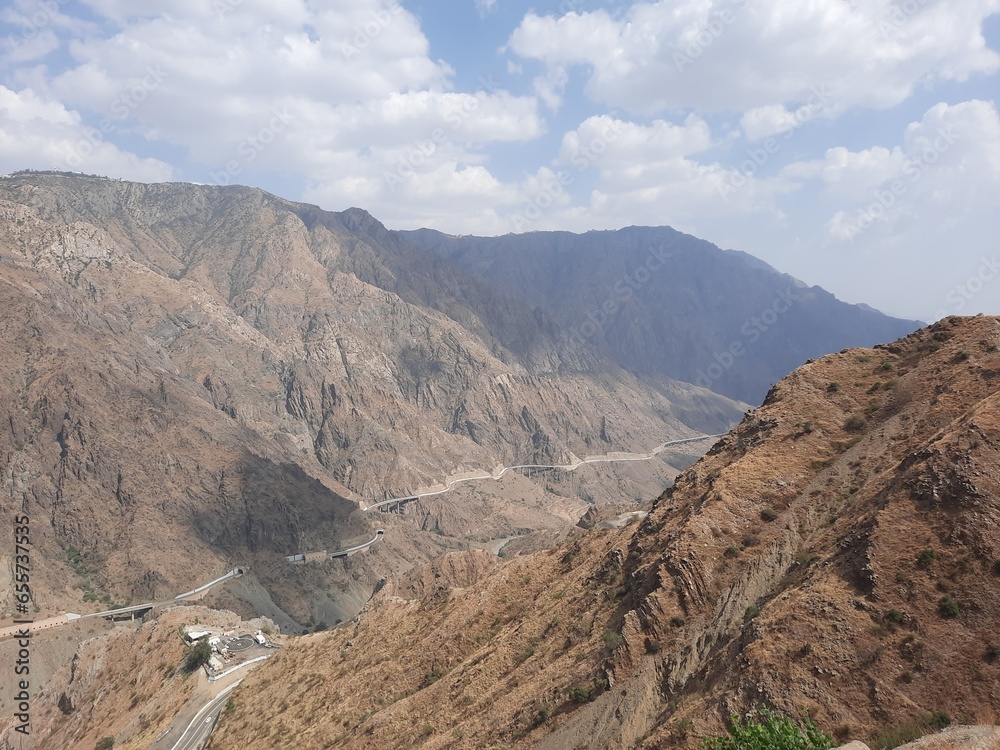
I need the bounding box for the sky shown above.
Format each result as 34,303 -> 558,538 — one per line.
0,0 -> 998,322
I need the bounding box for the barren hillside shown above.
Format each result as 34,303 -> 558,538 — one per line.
204,316 -> 1000,749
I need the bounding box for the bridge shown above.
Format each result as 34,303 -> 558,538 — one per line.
0,568 -> 247,640
285,530 -> 384,564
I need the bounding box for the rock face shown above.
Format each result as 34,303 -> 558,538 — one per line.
402,226 -> 921,403
895,726 -> 1000,748
202,316 -> 1000,749
0,172 -> 744,623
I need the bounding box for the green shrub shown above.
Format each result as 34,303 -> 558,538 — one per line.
700,709 -> 832,750
602,629 -> 624,653
870,712 -> 951,749
724,546 -> 740,559
568,686 -> 592,703
181,640 -> 211,674
95,739 -> 114,750
938,595 -> 960,619
884,609 -> 904,625
760,509 -> 778,523
826,382 -> 840,393
916,549 -> 935,569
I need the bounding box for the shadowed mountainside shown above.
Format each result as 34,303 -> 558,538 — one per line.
402,226 -> 921,403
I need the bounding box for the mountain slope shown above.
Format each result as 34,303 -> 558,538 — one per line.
204,316 -> 1000,750
401,226 -> 922,403
0,173 -> 744,625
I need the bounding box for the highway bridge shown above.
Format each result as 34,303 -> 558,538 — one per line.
0,568 -> 247,640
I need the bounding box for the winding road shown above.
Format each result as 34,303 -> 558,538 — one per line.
363,433 -> 723,512
285,433 -> 722,561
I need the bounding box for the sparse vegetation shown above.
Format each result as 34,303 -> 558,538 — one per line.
700,709 -> 832,750
568,685 -> 592,703
826,382 -> 840,393
884,609 -> 903,626
724,545 -> 740,558
602,629 -> 624,654
915,548 -> 935,569
938,595 -> 960,619
870,711 -> 951,749
180,640 -> 211,674
95,738 -> 114,750
760,509 -> 778,523
843,414 -> 866,432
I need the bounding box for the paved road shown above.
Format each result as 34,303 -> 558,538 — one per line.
284,433 -> 722,561
0,568 -> 245,641
165,678 -> 243,750
364,433 -> 723,511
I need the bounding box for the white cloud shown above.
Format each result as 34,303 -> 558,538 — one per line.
508,0 -> 1000,116
0,85 -> 174,181
476,0 -> 498,16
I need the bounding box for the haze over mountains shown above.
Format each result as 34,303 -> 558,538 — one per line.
0,172 -> 950,749
403,227 -> 922,404
0,172 -> 921,613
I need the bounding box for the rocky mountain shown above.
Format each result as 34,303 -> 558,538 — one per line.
402,226 -> 922,404
195,316 -> 1000,750
0,172 -> 743,629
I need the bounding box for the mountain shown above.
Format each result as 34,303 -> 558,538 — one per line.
192,316 -> 1000,750
0,172 -> 743,630
401,226 -> 922,404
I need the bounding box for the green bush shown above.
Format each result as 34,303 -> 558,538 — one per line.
95,739 -> 114,750
700,709 -> 832,750
568,686 -> 592,703
916,549 -> 936,569
938,595 -> 960,619
181,640 -> 212,673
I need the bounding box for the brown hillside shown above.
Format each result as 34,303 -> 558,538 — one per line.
206,316 -> 1000,749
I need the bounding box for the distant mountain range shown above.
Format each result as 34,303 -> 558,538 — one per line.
401,226 -> 921,403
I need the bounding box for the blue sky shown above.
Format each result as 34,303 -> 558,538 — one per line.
0,0 -> 998,321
